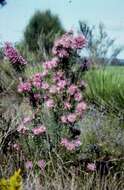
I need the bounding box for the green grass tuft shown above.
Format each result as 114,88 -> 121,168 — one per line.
84,66 -> 124,116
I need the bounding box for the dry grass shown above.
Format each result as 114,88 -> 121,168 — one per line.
23,169 -> 124,190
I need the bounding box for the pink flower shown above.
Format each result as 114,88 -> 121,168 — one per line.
43,95 -> 49,101
12,143 -> 21,151
57,80 -> 67,89
34,93 -> 41,100
32,73 -> 42,81
76,101 -> 87,113
17,124 -> 29,134
61,138 -> 75,151
64,102 -> 72,110
73,138 -> 81,147
60,138 -> 68,145
42,82 -> 49,90
49,85 -> 58,94
57,49 -> 69,58
37,160 -> 46,171
32,73 -> 42,89
41,70 -> 48,77
45,99 -> 54,108
74,92 -> 82,102
68,85 -> 78,95
60,138 -> 77,151
87,163 -> 96,172
67,113 -> 77,123
60,115 -> 68,123
33,73 -> 43,79
32,125 -> 46,135
73,35 -> 86,49
23,116 -> 32,124
25,161 -> 33,169
18,82 -> 31,93
53,71 -> 64,82
33,81 -> 41,89
43,58 -> 58,70
66,142 -> 76,151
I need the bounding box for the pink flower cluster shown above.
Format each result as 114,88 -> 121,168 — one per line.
45,99 -> 54,108
52,33 -> 86,58
52,71 -> 68,91
43,58 -> 58,70
61,113 -> 77,124
73,35 -> 86,49
49,85 -> 58,94
34,93 -> 41,100
76,101 -> 87,115
60,138 -> 81,151
17,123 -> 47,138
17,124 -> 29,135
17,69 -> 87,124
12,143 -> 21,151
60,83 -> 87,124
32,125 -> 46,135
4,42 -> 27,65
68,84 -> 78,95
18,82 -> 31,93
53,71 -> 64,82
17,72 -> 48,94
32,73 -> 43,89
17,116 -> 47,137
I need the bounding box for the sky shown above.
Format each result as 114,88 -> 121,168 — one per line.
0,0 -> 124,57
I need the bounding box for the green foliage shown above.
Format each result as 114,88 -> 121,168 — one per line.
84,66 -> 124,115
24,10 -> 65,53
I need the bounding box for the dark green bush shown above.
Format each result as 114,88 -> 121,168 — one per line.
24,10 -> 64,53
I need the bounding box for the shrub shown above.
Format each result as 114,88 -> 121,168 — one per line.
24,10 -> 65,53
6,32 -> 87,171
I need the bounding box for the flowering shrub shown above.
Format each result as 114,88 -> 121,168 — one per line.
17,32 -> 87,154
